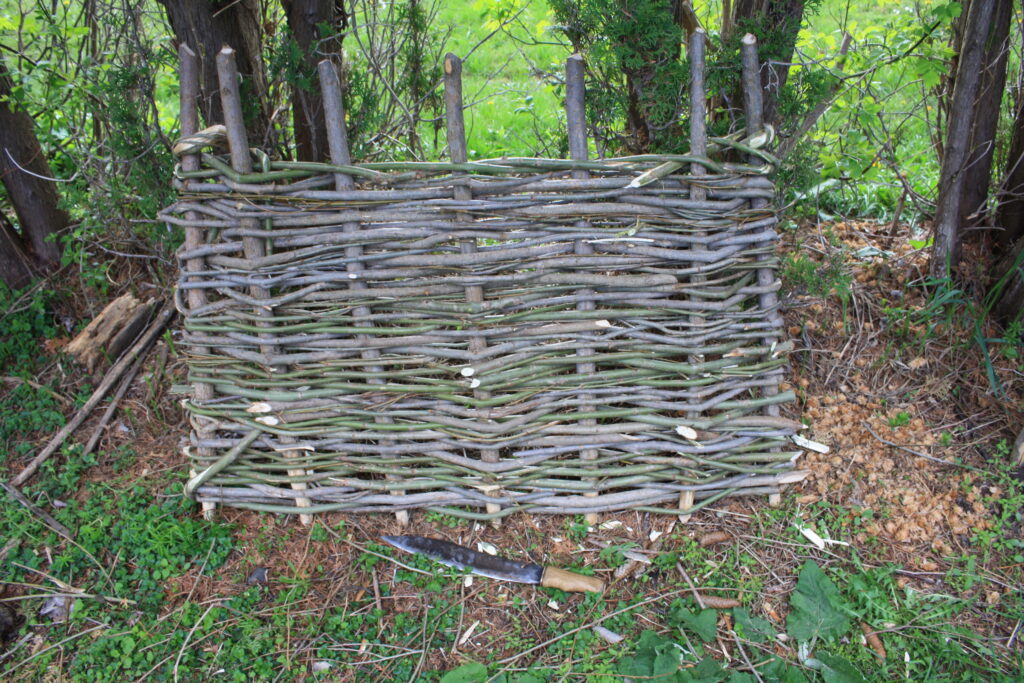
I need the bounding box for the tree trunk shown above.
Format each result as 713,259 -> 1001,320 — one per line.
996,84 -> 1024,251
0,209 -> 34,289
731,0 -> 807,127
158,0 -> 270,147
0,57 -> 67,282
991,236 -> 1023,325
959,0 -> 1013,226
929,0 -> 996,278
282,0 -> 345,162
992,74 -> 1024,325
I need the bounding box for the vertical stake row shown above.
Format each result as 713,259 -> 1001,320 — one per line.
319,60 -> 408,526
680,29 -> 709,522
741,34 -> 782,420
742,34 -> 783,507
179,44 -> 217,521
444,54 -> 503,526
216,47 -> 314,524
565,53 -> 601,525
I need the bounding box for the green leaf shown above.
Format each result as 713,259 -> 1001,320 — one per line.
786,561 -> 851,643
618,630 -> 683,678
440,661 -> 488,683
732,608 -> 775,644
655,651 -> 682,675
763,657 -> 810,683
817,653 -> 867,683
668,599 -> 718,643
678,656 -> 728,683
492,673 -> 545,683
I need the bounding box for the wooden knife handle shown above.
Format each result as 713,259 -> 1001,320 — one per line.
540,566 -> 605,593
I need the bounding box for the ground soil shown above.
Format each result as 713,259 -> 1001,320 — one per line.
4,218 -> 1022,677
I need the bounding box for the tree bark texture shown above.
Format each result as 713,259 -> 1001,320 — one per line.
0,58 -> 67,285
929,0 -> 995,278
991,236 -> 1023,325
996,86 -> 1024,251
282,0 -> 345,162
730,0 -> 807,127
158,0 -> 270,147
958,0 -> 1013,227
0,209 -> 33,289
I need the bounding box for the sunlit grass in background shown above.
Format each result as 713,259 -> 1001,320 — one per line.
434,1 -> 565,159
432,0 -> 965,221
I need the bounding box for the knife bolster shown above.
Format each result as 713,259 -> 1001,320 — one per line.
540,566 -> 605,593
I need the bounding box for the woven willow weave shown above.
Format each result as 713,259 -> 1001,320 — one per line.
169,152 -> 806,519
170,42 -> 806,520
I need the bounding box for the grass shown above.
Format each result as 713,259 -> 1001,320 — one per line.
1,411 -> 1021,680
433,0 -> 972,222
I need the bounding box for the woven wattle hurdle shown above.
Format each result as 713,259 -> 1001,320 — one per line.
170,36 -> 807,524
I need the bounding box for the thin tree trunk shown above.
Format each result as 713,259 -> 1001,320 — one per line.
158,0 -> 270,147
996,88 -> 1024,251
731,0 -> 807,127
992,58 -> 1024,324
929,0 -> 996,278
991,237 -> 1023,324
0,57 -> 67,277
959,0 -> 1013,226
282,0 -> 344,162
0,209 -> 34,289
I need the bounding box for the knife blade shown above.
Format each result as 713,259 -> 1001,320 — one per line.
381,535 -> 605,593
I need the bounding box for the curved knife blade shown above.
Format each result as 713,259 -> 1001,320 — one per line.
382,535 -> 543,584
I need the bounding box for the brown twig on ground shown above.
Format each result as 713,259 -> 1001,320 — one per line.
0,481 -> 74,542
81,349 -> 147,458
8,302 -> 174,488
677,562 -> 707,609
495,587 -> 689,667
862,421 -> 973,469
321,525 -> 431,576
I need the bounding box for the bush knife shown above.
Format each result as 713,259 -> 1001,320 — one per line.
381,535 -> 605,593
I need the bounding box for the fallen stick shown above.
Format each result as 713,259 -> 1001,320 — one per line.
9,302 -> 174,488
0,481 -> 74,542
862,421 -> 975,470
80,349 -> 148,458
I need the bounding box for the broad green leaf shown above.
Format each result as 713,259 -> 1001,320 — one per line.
817,653 -> 867,683
655,651 -> 682,676
618,630 -> 682,678
732,608 -> 775,644
786,561 -> 850,643
492,673 -> 544,683
668,600 -> 718,643
762,657 -> 810,683
440,661 -> 488,683
678,656 -> 728,683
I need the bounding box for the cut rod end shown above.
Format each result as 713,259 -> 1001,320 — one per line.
444,53 -> 461,75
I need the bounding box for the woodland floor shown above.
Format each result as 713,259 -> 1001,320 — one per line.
1,219 -> 1022,681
